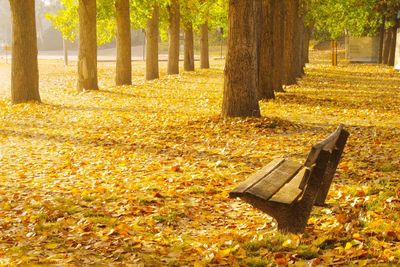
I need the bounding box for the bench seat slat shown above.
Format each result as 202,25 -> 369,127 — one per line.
246,160 -> 302,201
269,167 -> 310,204
229,158 -> 285,198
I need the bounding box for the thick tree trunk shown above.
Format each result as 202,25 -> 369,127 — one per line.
383,29 -> 392,65
388,20 -> 399,66
254,0 -> 262,95
222,0 -> 261,118
115,0 -> 132,85
378,18 -> 385,64
78,0 -> 98,91
257,0 -> 274,100
293,1 -> 305,78
9,0 -> 41,103
282,0 -> 299,85
200,22 -> 210,69
184,22 -> 195,71
167,0 -> 180,75
146,5 -> 159,80
63,38 -> 69,66
272,0 -> 284,92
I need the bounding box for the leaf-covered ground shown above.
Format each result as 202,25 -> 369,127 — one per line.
0,51 -> 400,266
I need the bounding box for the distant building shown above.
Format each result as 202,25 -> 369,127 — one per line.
345,36 -> 379,63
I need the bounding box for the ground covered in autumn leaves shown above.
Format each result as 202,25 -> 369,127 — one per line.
0,52 -> 400,266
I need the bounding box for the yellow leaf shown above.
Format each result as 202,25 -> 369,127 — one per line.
218,248 -> 231,257
45,243 -> 59,249
358,260 -> 368,267
193,262 -> 206,267
345,242 -> 353,250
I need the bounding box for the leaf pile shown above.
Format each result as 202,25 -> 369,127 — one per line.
0,53 -> 400,265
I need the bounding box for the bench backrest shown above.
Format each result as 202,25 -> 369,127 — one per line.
299,124 -> 349,190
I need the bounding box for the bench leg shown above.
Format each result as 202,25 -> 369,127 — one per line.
315,131 -> 349,206
241,195 -> 314,233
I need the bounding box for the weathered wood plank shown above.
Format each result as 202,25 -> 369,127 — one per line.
229,158 -> 285,198
269,167 -> 310,204
304,124 -> 344,167
246,160 -> 302,201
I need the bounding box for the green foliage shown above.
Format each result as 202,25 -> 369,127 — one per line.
306,0 -> 394,40
208,0 -> 228,35
45,0 -> 228,45
46,0 -> 78,42
46,0 -> 115,45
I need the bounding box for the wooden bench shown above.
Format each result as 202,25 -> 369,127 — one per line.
229,124 -> 349,233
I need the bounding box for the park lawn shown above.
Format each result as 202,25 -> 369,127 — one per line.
0,52 -> 400,265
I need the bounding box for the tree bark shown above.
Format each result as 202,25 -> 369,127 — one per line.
222,0 -> 261,118
293,1 -> 305,78
146,5 -> 159,80
303,25 -> 312,65
78,0 -> 98,91
9,0 -> 41,103
200,22 -> 210,69
378,17 -> 385,64
184,22 -> 195,71
272,0 -> 284,92
257,0 -> 274,100
388,19 -> 399,66
282,0 -> 299,85
383,29 -> 392,65
115,0 -> 132,85
167,0 -> 180,75
331,40 -> 338,66
254,0 -> 262,96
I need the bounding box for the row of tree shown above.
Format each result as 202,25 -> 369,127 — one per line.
222,0 -> 400,117
47,0 -> 227,84
378,1 -> 400,66
7,0 -> 400,118
307,0 -> 400,66
8,0 -> 227,103
222,0 -> 310,117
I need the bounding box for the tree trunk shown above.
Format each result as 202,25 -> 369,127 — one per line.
115,0 -> 132,85
378,17 -> 385,64
200,22 -> 210,69
383,29 -> 392,65
303,25 -> 312,64
282,0 -> 299,85
272,0 -> 284,92
145,5 -> 159,80
167,0 -> 180,75
9,0 -> 41,103
78,0 -> 98,91
293,1 -> 305,78
184,22 -> 195,71
257,0 -> 274,100
331,40 -> 338,66
63,38 -> 69,66
222,0 -> 261,118
254,0 -> 262,96
388,20 -> 399,66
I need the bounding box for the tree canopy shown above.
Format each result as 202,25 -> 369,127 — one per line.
46,0 -> 228,45
307,0 -> 400,39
